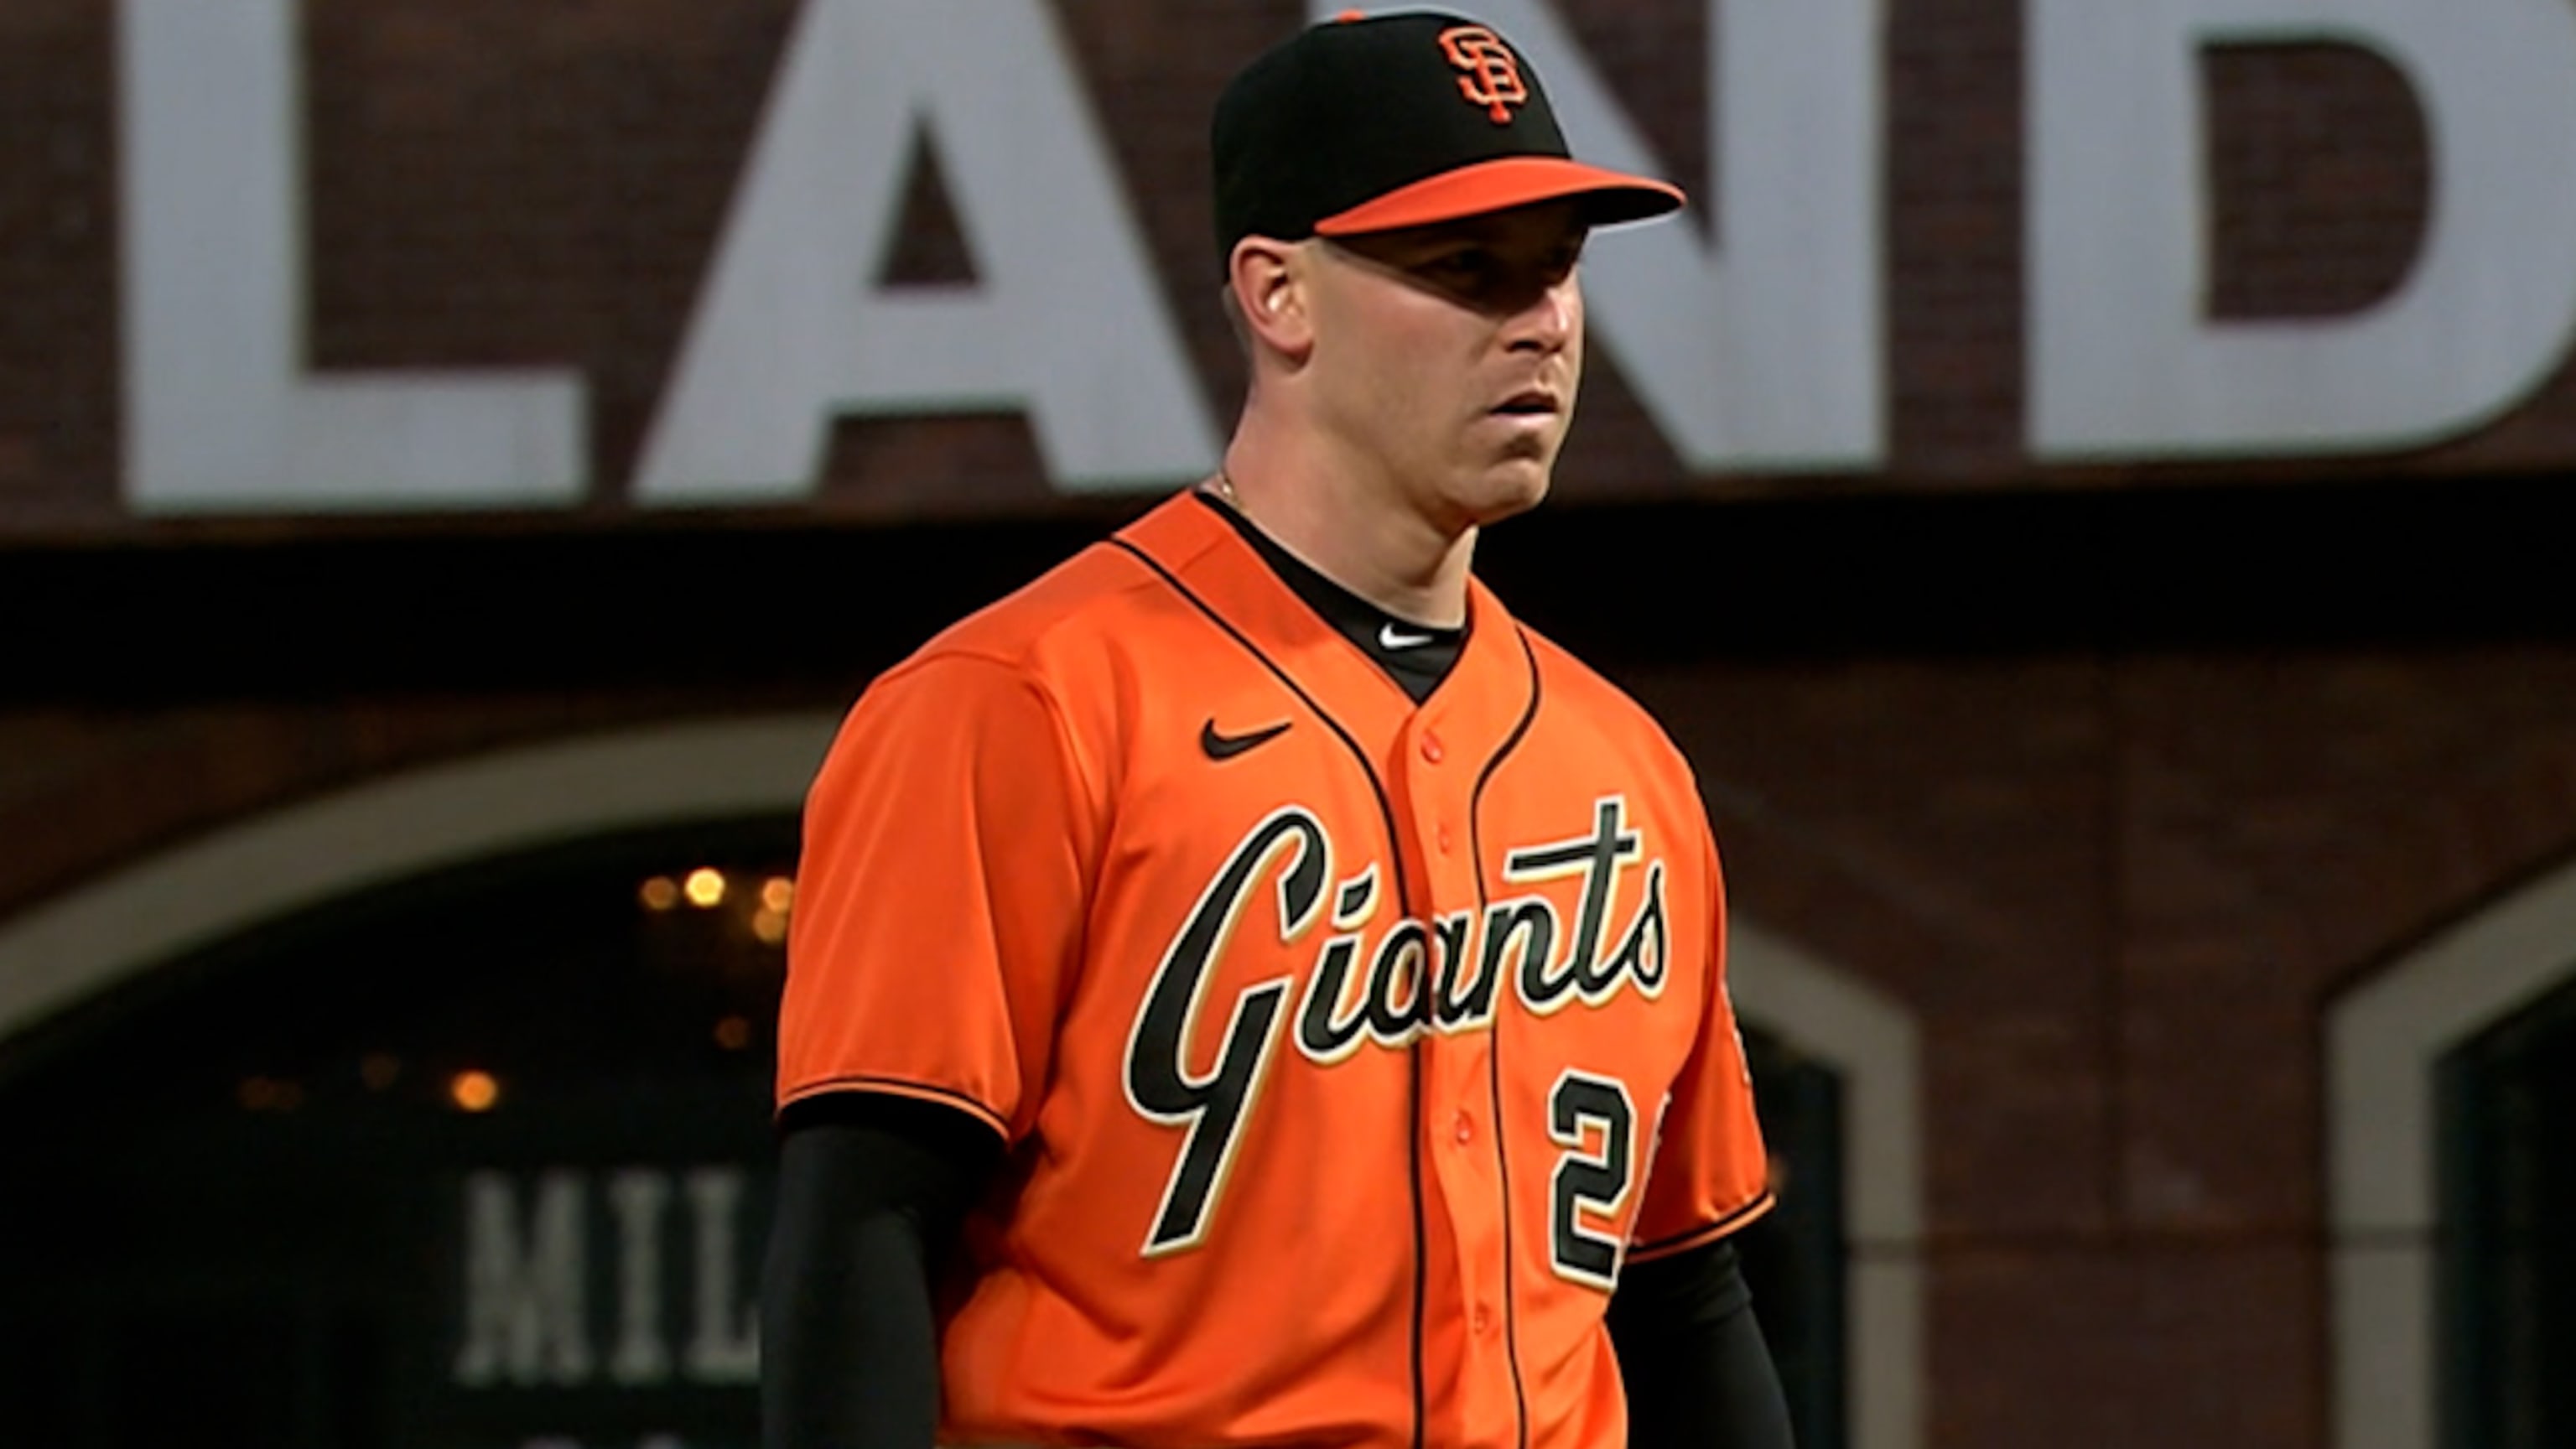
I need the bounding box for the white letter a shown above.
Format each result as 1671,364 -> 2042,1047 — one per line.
636,0 -> 1217,501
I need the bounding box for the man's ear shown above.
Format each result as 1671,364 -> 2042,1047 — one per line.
1228,236 -> 1314,362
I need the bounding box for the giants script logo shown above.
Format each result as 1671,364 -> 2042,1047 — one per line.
1123,798 -> 1669,1254
1439,25 -> 1529,124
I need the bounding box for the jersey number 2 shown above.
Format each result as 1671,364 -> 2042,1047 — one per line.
1547,1072 -> 1637,1290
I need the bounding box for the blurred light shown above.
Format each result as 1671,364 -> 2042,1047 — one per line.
761,876 -> 796,913
714,1015 -> 752,1051
449,1070 -> 501,1113
1768,1153 -> 1793,1197
237,1076 -> 303,1112
361,1052 -> 401,1090
750,907 -> 788,945
683,868 -> 727,908
639,876 -> 682,911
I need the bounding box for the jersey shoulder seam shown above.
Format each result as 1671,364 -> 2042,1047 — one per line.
857,543 -> 1175,710
859,541 -> 1176,818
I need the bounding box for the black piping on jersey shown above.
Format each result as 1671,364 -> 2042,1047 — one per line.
1192,489 -> 1467,703
1628,1189 -> 1777,1259
777,1073 -> 1008,1139
1105,537 -> 1431,1449
1467,626 -> 1546,1449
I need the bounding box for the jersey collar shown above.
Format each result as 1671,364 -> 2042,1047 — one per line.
1114,490 -> 1540,765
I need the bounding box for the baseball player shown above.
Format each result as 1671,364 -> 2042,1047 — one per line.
762,12 -> 1794,1449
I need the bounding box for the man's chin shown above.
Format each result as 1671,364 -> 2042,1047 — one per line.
1462,463 -> 1555,527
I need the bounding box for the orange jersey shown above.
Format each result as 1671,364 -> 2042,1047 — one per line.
778,492 -> 1771,1449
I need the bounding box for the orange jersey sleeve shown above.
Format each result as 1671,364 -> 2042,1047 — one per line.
776,649 -> 1104,1139
1625,818 -> 1774,1261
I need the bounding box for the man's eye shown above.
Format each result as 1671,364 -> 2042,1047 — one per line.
1427,250 -> 1491,278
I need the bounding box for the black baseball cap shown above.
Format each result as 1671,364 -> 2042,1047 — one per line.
1211,8 -> 1686,262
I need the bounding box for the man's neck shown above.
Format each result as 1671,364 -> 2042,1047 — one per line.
1215,440 -> 1478,629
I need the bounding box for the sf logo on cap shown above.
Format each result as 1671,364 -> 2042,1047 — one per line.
1439,25 -> 1527,124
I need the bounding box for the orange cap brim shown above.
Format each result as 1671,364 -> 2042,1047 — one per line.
1312,155 -> 1686,236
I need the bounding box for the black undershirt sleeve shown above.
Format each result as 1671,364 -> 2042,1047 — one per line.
761,1093 -> 1002,1449
1607,1237 -> 1799,1449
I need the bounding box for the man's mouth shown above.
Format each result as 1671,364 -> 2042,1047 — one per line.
1492,390 -> 1561,417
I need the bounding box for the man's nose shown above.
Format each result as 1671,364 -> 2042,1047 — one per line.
1505,274 -> 1578,352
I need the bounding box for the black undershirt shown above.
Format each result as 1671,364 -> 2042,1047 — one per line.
1192,487 -> 1467,704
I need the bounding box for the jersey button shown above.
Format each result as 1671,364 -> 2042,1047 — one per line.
1420,732 -> 1446,764
1452,1109 -> 1474,1145
1472,1303 -> 1495,1336
1436,823 -> 1454,854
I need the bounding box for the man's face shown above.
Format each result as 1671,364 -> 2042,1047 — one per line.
1301,199 -> 1588,531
